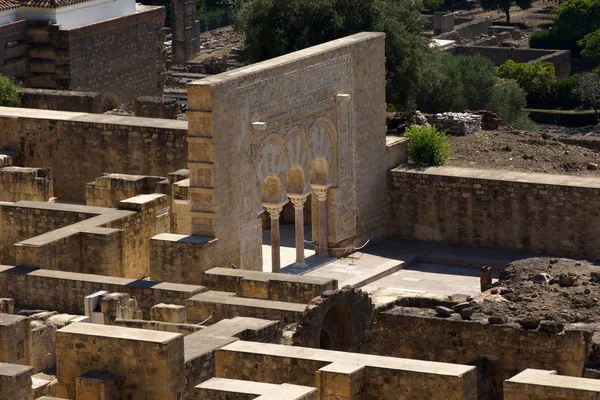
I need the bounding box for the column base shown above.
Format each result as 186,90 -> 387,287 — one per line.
292,261 -> 307,269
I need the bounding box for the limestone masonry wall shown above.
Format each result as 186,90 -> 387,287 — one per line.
0,108 -> 188,202
53,5 -> 166,105
504,369 -> 600,399
0,167 -> 53,202
0,363 -> 33,400
388,166 -> 600,259
56,323 -> 184,399
365,309 -> 589,399
0,265 -> 205,318
19,89 -> 102,113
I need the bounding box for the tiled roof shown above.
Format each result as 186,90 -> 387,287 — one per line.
0,0 -> 18,11
20,0 -> 93,8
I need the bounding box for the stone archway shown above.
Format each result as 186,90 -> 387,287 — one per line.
292,287 -> 373,352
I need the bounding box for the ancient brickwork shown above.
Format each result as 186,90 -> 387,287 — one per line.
135,96 -> 179,119
53,5 -> 166,105
187,32 -> 387,270
0,363 -> 34,400
56,323 -> 184,399
171,0 -> 199,65
504,369 -> 600,399
0,264 -> 205,318
0,108 -> 187,202
388,166 -> 600,260
19,88 -> 102,113
200,267 -> 337,303
216,341 -> 477,400
150,234 -> 218,284
0,21 -> 27,81
0,314 -> 31,366
365,309 -> 589,399
0,201 -> 94,265
0,167 -> 53,202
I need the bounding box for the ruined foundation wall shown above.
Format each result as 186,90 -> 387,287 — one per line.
0,265 -> 205,318
0,108 -> 187,202
19,89 -> 102,113
365,310 -> 589,399
388,166 -> 600,260
0,167 -> 53,202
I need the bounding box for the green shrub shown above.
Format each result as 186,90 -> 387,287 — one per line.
489,78 -> 535,130
0,76 -> 21,108
496,60 -> 556,98
416,53 -> 496,113
404,125 -> 451,166
528,76 -> 579,109
579,29 -> 600,60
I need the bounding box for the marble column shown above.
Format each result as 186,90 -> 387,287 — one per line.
288,194 -> 308,267
263,203 -> 285,273
312,185 -> 330,257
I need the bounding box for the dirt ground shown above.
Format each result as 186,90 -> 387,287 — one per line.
452,0 -> 555,28
466,257 -> 600,325
447,125 -> 600,177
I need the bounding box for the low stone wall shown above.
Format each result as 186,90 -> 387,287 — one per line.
451,46 -> 571,78
0,107 -> 187,202
19,89 -> 102,113
199,267 -> 337,303
364,308 -> 590,399
0,167 -> 53,202
56,323 -> 184,400
134,96 -> 178,119
216,341 -> 478,400
0,363 -> 33,400
438,18 -> 492,41
388,166 -> 600,260
504,369 -> 600,399
0,264 -> 205,319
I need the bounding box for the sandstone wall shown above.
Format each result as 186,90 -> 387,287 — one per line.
365,309 -> 589,399
504,369 -> 600,399
0,264 -> 205,318
56,323 -> 184,399
0,21 -> 27,81
54,5 -> 166,105
0,314 -> 31,366
19,89 -> 102,113
0,363 -> 33,400
0,108 -> 187,202
0,167 -> 53,202
388,166 -> 600,260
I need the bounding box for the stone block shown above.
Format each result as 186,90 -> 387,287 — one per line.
151,303 -> 187,323
0,299 -> 14,314
0,362 -> 34,400
0,314 -> 31,365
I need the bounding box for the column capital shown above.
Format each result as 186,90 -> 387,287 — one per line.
311,184 -> 331,202
287,193 -> 309,209
262,201 -> 287,219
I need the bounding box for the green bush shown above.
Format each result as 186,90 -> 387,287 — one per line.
404,125 -> 451,166
0,76 -> 21,108
579,29 -> 600,60
416,53 -> 496,113
489,78 -> 535,130
496,60 -> 556,97
528,76 -> 579,109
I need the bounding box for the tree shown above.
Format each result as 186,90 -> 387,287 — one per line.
0,76 -> 21,108
478,0 -> 533,23
579,29 -> 600,60
574,70 -> 600,122
496,60 -> 556,99
553,0 -> 600,44
233,0 -> 431,110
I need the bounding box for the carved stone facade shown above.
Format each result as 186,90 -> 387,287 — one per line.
187,32 -> 387,271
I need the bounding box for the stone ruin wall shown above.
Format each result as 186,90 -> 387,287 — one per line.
388,166 -> 600,260
0,21 -> 27,82
18,89 -> 103,114
0,167 -> 53,202
0,264 -> 205,318
363,309 -> 589,399
0,108 -> 188,203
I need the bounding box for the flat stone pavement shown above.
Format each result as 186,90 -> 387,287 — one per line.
302,238 -> 533,299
